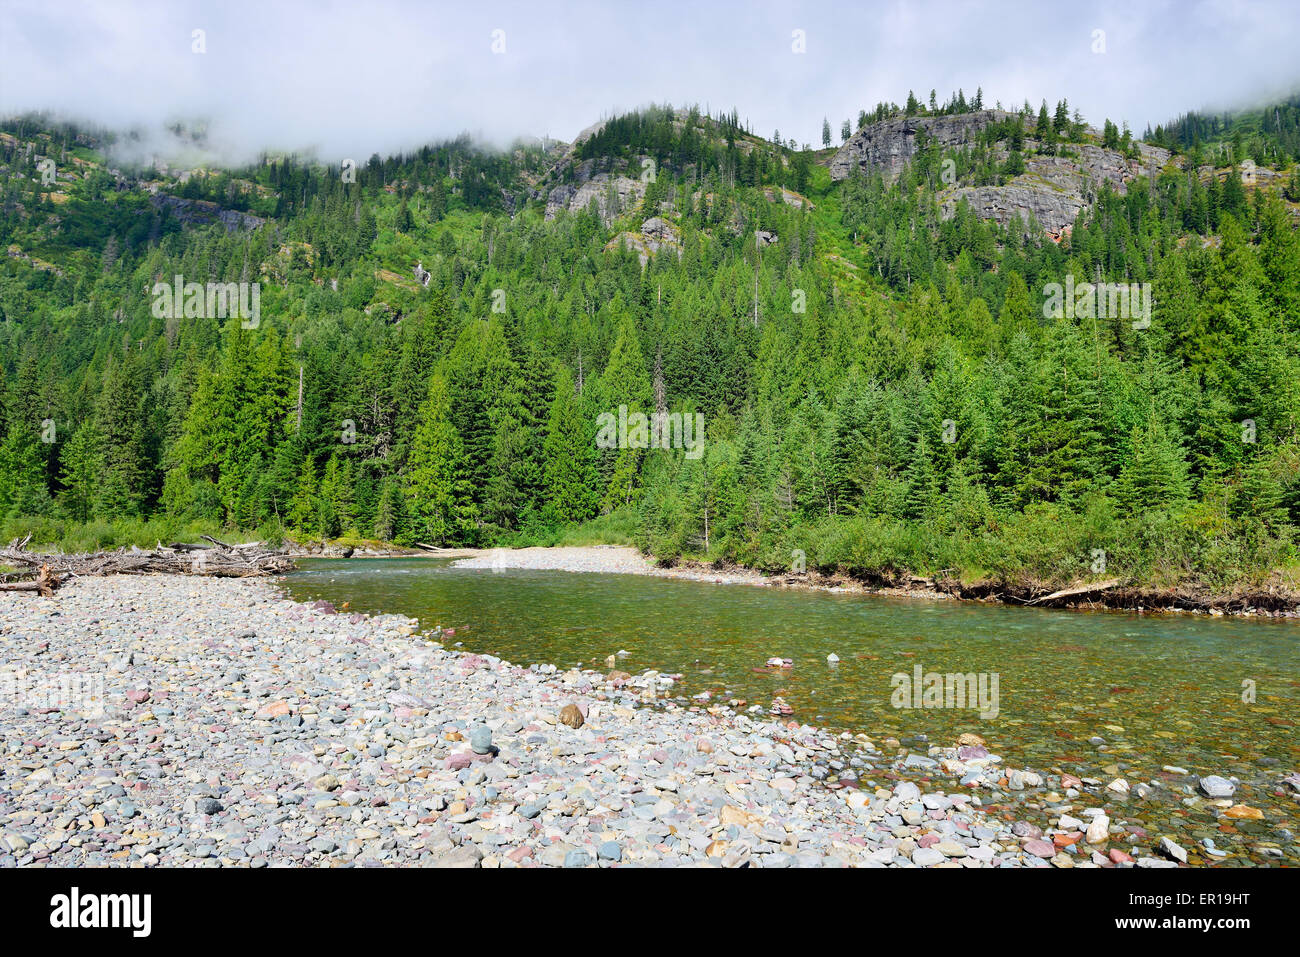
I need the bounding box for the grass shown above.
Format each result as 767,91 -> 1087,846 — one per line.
3,507 -> 642,557
501,509 -> 640,548
0,515 -> 268,553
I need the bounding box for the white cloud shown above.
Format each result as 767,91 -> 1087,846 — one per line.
2,0 -> 1297,166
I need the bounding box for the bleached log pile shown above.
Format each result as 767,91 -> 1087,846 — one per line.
0,534 -> 295,595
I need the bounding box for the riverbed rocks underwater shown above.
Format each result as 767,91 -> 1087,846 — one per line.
1,575 -> 1296,868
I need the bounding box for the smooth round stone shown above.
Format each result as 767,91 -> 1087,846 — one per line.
912,846 -> 944,866
1023,839 -> 1055,858
563,850 -> 591,868
470,725 -> 493,755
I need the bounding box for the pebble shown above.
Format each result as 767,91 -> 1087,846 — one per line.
1158,837 -> 1188,864
1085,815 -> 1110,844
1198,775 -> 1235,799
912,846 -> 944,866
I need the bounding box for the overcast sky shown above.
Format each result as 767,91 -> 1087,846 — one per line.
2,0 -> 1298,166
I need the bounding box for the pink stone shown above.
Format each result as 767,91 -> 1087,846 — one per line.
254,700 -> 290,720
445,753 -> 473,770
1024,839 -> 1056,858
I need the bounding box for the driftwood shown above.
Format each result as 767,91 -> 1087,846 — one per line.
0,564 -> 59,596
1022,578 -> 1122,605
0,534 -> 296,596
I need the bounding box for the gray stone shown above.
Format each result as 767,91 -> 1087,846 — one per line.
470,724 -> 493,755
1198,775 -> 1235,799
1158,837 -> 1188,864
912,846 -> 945,866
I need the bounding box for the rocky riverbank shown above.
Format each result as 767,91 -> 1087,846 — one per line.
452,545 -> 938,594
1,575 -> 1292,867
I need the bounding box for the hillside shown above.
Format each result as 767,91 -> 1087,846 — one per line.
0,94 -> 1298,598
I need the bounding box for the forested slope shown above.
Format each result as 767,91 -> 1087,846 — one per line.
1,97 -> 1298,594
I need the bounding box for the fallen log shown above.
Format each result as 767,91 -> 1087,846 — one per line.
1023,578 -> 1122,605
0,537 -> 296,595
0,564 -> 62,596
0,578 -> 59,593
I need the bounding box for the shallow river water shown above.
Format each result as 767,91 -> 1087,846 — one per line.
283,557 -> 1299,864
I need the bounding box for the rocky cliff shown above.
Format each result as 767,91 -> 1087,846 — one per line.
943,141 -> 1172,239
540,157 -> 648,224
829,110 -> 1016,182
149,193 -> 266,232
830,111 -> 1174,239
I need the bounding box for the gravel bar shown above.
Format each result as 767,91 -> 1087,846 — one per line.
0,574 -> 1177,868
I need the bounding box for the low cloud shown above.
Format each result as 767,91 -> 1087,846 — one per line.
2,0 -> 1297,168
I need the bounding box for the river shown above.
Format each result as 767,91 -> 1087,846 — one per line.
283,556 -> 1299,863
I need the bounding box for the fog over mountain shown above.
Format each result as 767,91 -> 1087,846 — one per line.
3,0 -> 1299,166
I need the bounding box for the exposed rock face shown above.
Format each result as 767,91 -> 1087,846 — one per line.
640,216 -> 681,250
605,215 -> 682,266
830,110 -> 1016,183
832,110 -> 1177,239
941,142 -> 1172,239
942,182 -> 1086,240
763,185 -> 813,210
542,157 -> 647,223
150,193 -> 265,232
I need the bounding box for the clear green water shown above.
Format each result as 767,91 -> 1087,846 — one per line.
283,557 -> 1299,860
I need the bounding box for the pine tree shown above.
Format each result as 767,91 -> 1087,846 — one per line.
405,372 -> 476,545
58,423 -> 102,523
543,367 -> 599,523
288,456 -> 319,533
999,271 -> 1034,328
0,425 -> 51,518
1115,422 -> 1191,512
95,359 -> 147,518
594,308 -> 652,508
